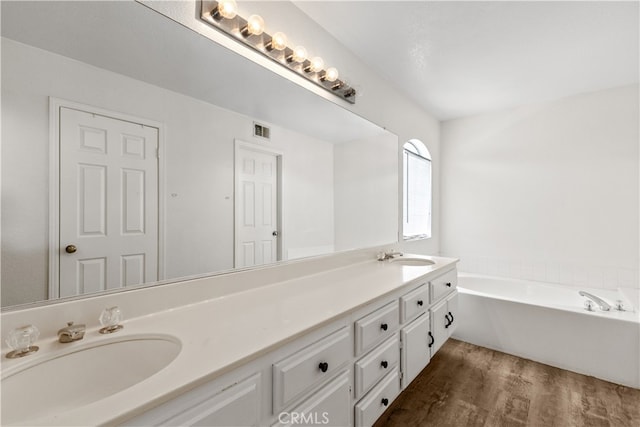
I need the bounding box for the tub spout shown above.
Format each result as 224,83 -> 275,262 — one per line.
578,291 -> 611,311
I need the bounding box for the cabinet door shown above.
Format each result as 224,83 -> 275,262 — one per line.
400,313 -> 430,389
123,373 -> 261,427
273,371 -> 351,427
446,291 -> 458,337
430,298 -> 449,356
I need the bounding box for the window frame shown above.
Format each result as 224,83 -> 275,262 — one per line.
402,140 -> 432,241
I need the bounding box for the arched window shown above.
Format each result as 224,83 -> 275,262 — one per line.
403,139 -> 431,239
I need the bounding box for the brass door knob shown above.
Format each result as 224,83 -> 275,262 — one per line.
65,245 -> 77,254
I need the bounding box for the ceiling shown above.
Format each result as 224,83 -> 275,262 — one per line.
295,1 -> 640,120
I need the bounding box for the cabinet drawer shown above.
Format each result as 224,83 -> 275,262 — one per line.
354,368 -> 400,427
355,301 -> 399,355
430,269 -> 457,303
272,370 -> 351,427
399,284 -> 430,323
354,335 -> 399,399
273,326 -> 351,412
122,373 -> 261,427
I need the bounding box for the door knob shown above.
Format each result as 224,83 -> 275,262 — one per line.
272,231 -> 279,236
65,245 -> 77,254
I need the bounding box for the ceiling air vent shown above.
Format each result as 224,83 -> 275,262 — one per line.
253,122 -> 270,140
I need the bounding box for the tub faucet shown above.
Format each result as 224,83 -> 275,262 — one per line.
579,291 -> 611,311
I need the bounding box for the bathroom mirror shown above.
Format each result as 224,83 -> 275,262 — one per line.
1,1 -> 398,308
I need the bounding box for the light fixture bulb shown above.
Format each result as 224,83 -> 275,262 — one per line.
244,14 -> 265,36
214,0 -> 237,19
267,32 -> 288,51
290,46 -> 307,63
308,56 -> 324,73
322,67 -> 339,82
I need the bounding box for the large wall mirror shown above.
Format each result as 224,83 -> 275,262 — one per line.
1,1 -> 399,309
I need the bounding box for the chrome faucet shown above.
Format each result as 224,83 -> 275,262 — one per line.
579,291 -> 611,311
57,322 -> 86,343
378,251 -> 404,261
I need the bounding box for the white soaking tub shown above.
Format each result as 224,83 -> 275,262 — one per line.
453,273 -> 640,388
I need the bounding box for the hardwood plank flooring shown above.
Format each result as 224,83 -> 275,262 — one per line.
373,339 -> 640,427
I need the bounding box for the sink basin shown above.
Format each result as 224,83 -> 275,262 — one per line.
389,257 -> 435,266
1,335 -> 181,424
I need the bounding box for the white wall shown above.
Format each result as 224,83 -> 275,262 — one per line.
1,38 -> 336,306
334,132 -> 399,251
441,85 -> 639,290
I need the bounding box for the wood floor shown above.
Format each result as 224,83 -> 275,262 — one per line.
373,339 -> 640,427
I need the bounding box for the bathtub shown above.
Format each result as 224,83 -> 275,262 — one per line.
453,273 -> 640,388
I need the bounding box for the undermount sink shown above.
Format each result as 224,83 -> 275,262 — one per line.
1,335 -> 181,425
389,257 -> 436,266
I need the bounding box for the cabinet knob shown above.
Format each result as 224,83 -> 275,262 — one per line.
381,398 -> 389,407
417,300 -> 423,306
445,282 -> 452,287
428,331 -> 434,348
380,360 -> 388,369
318,362 -> 329,373
380,323 -> 388,331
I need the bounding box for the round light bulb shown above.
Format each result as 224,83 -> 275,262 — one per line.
269,32 -> 288,51
246,14 -> 265,36
216,0 -> 237,19
309,56 -> 324,73
323,67 -> 339,82
291,46 -> 307,63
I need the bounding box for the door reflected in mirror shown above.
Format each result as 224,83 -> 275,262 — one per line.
1,0 -> 399,308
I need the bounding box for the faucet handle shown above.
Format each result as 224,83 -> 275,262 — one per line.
615,300 -> 625,311
99,306 -> 124,334
6,325 -> 40,358
584,300 -> 595,312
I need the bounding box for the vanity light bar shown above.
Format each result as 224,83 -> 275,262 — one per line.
200,0 -> 357,104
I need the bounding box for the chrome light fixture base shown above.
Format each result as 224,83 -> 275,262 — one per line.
200,0 -> 356,104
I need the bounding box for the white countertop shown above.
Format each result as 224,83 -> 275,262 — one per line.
1,254 -> 457,426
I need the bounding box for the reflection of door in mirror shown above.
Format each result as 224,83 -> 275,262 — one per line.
234,143 -> 281,268
57,106 -> 159,298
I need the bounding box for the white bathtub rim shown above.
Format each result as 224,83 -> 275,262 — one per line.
457,273 -> 640,324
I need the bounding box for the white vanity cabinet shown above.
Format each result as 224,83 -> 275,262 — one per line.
430,291 -> 458,356
400,313 -> 431,388
120,264 -> 458,427
122,373 -> 262,427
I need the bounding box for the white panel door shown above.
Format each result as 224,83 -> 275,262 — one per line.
235,146 -> 279,268
59,107 -> 158,297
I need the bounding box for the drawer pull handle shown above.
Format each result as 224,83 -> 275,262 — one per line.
417,300 -> 423,306
380,360 -> 388,369
428,331 -> 434,348
445,282 -> 452,287
380,323 -> 388,331
448,311 -> 454,324
445,314 -> 452,328
381,398 -> 389,407
318,362 -> 329,373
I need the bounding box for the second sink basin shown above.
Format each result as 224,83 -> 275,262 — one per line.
1,334 -> 181,425
389,257 -> 436,266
